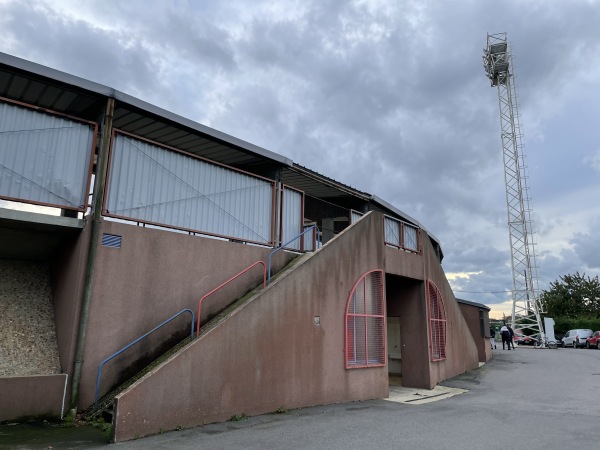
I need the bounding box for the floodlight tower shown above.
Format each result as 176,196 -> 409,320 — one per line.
482,32 -> 545,338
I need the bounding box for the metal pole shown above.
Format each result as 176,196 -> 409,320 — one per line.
274,175 -> 282,248
69,97 -> 115,415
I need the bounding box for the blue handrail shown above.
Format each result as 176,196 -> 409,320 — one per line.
94,308 -> 195,409
268,225 -> 317,284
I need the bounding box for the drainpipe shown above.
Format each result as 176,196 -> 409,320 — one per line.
273,170 -> 282,248
69,97 -> 115,415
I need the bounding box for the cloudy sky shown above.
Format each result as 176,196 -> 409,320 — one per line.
1,0 -> 599,318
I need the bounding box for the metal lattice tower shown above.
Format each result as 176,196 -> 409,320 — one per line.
482,32 -> 545,338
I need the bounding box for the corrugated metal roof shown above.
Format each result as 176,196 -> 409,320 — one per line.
0,51 -> 442,252
0,52 -> 291,169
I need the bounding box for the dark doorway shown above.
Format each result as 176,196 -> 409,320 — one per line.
385,274 -> 429,388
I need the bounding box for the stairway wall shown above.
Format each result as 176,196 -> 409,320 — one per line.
113,211 -> 387,441
0,375 -> 67,421
77,220 -> 296,409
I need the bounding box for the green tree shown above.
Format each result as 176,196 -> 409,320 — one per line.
540,272 -> 600,319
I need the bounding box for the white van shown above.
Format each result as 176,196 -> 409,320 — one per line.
561,329 -> 593,348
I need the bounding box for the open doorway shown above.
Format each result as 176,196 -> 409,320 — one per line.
387,316 -> 402,385
385,274 -> 428,389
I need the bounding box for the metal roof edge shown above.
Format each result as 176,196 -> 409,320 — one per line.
0,51 -> 292,167
112,91 -> 293,167
369,195 -> 442,251
2,52 -> 446,254
0,51 -> 116,97
455,298 -> 491,311
289,164 -> 371,200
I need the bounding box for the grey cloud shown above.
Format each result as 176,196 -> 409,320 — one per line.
570,220 -> 600,269
1,0 -> 600,307
2,2 -> 160,96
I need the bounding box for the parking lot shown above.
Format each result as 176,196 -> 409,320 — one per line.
3,346 -> 600,449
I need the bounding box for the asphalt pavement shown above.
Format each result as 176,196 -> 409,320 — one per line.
3,346 -> 600,449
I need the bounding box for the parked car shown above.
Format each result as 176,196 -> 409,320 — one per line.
561,329 -> 594,348
586,331 -> 600,349
514,333 -> 534,346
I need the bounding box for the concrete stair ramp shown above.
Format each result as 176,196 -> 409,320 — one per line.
83,252 -> 306,424
109,212 -> 386,442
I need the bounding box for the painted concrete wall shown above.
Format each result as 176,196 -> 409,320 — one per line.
76,220 -> 296,409
0,375 -> 67,421
458,302 -> 491,363
421,235 -> 480,388
112,212 -> 388,441
384,232 -> 480,389
383,246 -> 424,280
50,224 -> 91,395
110,212 -> 486,441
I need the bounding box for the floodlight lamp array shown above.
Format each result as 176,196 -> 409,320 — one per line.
483,33 -> 510,87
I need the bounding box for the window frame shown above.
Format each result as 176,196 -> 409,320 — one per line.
345,269 -> 386,369
427,280 -> 447,362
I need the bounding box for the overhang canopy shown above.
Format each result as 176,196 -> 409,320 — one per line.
0,51 -> 442,256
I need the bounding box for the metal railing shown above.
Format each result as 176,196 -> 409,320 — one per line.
94,308 -> 195,408
196,261 -> 267,337
268,225 -> 317,284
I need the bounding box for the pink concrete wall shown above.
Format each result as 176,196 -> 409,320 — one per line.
50,225 -> 91,390
109,213 -> 486,441
421,236 -> 480,388
112,212 -> 388,441
383,246 -> 424,279
77,221 -> 296,409
383,229 -> 480,389
458,303 -> 491,363
0,375 -> 67,421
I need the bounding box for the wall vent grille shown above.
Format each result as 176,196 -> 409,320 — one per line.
102,233 -> 122,249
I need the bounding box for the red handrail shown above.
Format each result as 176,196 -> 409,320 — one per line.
196,261 -> 266,337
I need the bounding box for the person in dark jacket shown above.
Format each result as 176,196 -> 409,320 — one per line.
490,326 -> 497,349
500,325 -> 511,350
507,324 -> 516,349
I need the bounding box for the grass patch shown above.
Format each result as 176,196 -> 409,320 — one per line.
228,413 -> 248,422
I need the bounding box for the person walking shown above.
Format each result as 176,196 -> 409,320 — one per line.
507,324 -> 516,349
500,324 -> 511,350
490,326 -> 497,349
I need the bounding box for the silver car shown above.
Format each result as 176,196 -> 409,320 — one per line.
561,329 -> 593,348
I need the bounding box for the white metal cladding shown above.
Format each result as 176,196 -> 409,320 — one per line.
106,133 -> 274,244
384,216 -> 401,246
281,187 -> 303,250
0,101 -> 94,209
303,225 -> 316,251
351,210 -> 364,224
403,223 -> 418,251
